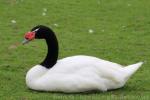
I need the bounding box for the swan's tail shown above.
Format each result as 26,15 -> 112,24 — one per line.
123,62 -> 143,81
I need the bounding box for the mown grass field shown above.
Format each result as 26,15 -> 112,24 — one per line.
0,0 -> 150,100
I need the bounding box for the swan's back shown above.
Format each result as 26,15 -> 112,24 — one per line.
51,55 -> 123,73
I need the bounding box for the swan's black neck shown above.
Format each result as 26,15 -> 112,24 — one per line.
40,30 -> 58,69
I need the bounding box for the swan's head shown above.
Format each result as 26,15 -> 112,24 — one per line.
22,25 -> 52,44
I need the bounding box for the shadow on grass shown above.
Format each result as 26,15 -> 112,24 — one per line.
26,86 -> 150,96
25,86 -> 128,95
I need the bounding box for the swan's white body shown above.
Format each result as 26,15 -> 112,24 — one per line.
26,55 -> 143,93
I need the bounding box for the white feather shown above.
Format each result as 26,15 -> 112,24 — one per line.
26,55 -> 143,92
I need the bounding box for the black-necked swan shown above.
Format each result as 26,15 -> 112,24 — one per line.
22,25 -> 143,93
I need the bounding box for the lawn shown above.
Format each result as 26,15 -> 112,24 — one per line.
0,0 -> 150,100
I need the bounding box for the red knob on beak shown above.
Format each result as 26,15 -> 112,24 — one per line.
22,32 -> 35,45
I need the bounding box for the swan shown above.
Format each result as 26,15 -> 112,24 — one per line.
22,25 -> 143,93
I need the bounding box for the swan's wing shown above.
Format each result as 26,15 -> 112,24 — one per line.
36,71 -> 108,92
49,55 -> 124,73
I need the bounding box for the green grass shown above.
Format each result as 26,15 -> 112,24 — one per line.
0,0 -> 150,99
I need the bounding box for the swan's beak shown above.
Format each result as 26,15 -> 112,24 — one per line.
22,38 -> 30,45
22,31 -> 35,45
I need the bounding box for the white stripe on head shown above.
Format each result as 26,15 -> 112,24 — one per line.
32,28 -> 40,32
